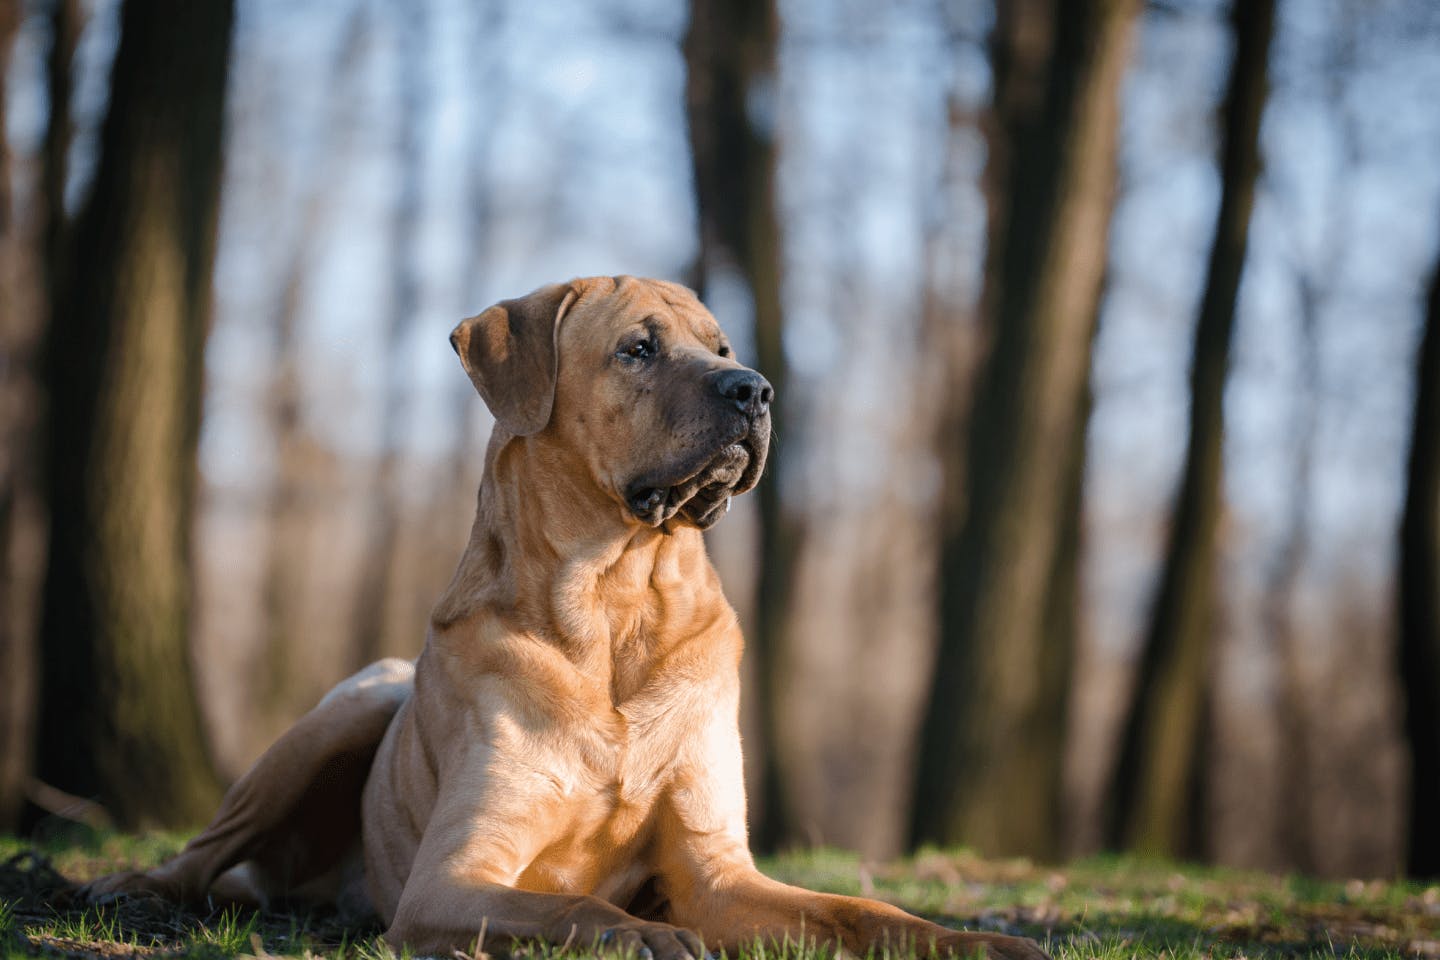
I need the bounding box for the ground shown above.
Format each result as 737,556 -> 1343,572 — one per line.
0,831 -> 1436,959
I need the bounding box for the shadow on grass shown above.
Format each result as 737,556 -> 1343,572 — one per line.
0,849 -> 383,959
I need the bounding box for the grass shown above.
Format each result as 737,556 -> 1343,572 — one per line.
1,830 -> 1436,959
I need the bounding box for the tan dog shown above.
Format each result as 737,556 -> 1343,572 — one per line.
83,277 -> 1046,960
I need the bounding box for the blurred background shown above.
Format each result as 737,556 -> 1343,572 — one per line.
2,0 -> 1439,882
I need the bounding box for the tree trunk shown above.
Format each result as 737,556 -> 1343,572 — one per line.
1399,241 -> 1440,878
36,0 -> 234,828
1264,5 -> 1358,877
0,0 -> 33,832
684,0 -> 793,851
1263,271 -> 1320,873
258,9 -> 367,733
1105,0 -> 1276,858
447,1 -> 503,499
2,0 -> 80,832
257,253 -> 312,729
0,2 -> 15,232
353,5 -> 425,670
910,0 -> 1136,860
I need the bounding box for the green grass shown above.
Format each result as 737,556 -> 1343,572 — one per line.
1,831 -> 1436,959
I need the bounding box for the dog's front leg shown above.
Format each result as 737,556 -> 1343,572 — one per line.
380,763 -> 704,959
655,717 -> 1050,960
665,857 -> 1049,960
387,878 -> 706,959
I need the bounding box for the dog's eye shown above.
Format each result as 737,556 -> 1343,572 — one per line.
717,343 -> 731,358
619,338 -> 656,361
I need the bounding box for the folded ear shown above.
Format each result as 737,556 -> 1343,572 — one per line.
450,282 -> 579,436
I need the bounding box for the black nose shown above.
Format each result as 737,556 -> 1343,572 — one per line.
714,368 -> 773,418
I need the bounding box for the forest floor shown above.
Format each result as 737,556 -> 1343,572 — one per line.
1,831 -> 1436,960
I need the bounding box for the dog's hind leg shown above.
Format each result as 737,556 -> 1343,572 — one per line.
82,658 -> 414,910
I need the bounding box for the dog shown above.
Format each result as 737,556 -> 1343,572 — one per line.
83,276 -> 1047,960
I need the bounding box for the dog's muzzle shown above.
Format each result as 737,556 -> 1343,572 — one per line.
624,364 -> 772,529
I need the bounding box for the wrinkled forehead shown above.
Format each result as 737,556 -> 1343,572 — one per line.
561,276 -> 722,350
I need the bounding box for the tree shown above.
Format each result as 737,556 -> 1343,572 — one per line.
36,0 -> 235,827
0,0 -> 31,832
1260,257 -> 1320,873
1264,11 -> 1360,863
909,0 -> 1137,859
255,9 -> 368,737
1105,0 -> 1277,858
446,0 -> 504,500
1399,239 -> 1440,878
352,5 -> 426,670
683,0 -> 794,851
1,0 -> 81,832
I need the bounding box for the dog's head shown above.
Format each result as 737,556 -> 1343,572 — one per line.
450,276 -> 771,530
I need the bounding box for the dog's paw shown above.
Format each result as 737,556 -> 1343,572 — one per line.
598,920 -> 706,960
78,870 -> 176,905
933,931 -> 1051,960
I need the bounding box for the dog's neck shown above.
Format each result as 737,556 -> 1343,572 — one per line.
431,431 -> 735,697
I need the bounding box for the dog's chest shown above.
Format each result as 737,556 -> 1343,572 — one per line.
514,695 -> 688,898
